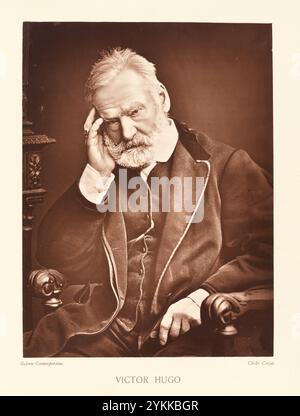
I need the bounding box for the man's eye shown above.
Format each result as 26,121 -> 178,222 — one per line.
129,107 -> 143,118
106,120 -> 120,130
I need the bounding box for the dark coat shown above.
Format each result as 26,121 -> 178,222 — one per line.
24,121 -> 273,357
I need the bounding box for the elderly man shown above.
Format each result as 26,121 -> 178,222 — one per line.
24,48 -> 272,357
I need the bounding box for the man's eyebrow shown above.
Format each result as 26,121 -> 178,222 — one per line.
102,116 -> 120,122
100,102 -> 144,120
127,103 -> 144,111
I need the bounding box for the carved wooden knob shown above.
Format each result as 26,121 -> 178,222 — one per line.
201,286 -> 273,338
201,293 -> 242,336
28,269 -> 66,308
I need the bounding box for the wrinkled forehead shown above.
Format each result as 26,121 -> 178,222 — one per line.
92,69 -> 156,114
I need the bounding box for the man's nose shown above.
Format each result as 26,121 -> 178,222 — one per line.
120,116 -> 137,140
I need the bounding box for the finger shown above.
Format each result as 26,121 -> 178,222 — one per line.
150,330 -> 158,339
180,319 -> 191,335
159,312 -> 173,346
84,107 -> 97,132
89,117 -> 103,136
188,308 -> 202,328
86,118 -> 104,148
169,317 -> 181,339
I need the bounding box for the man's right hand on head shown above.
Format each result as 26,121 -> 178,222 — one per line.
84,107 -> 116,177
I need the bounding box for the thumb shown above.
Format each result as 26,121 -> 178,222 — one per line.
150,330 -> 158,339
149,320 -> 161,338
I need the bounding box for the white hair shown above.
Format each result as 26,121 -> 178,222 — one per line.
85,48 -> 161,103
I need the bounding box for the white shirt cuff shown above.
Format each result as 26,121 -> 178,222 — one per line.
79,163 -> 115,205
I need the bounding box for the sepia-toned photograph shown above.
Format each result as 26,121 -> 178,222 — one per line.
22,22 -> 273,358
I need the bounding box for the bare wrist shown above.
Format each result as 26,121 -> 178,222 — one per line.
88,163 -> 113,178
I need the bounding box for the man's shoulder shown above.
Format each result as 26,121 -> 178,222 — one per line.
174,119 -> 236,163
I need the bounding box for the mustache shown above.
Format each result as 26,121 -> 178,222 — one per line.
124,134 -> 153,148
103,131 -> 154,153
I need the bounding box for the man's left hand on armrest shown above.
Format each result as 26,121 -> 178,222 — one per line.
150,288 -> 210,345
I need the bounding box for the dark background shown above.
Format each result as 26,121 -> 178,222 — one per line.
25,22 -> 273,265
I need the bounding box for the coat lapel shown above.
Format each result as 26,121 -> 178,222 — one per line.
102,176 -> 128,304
154,129 -> 211,286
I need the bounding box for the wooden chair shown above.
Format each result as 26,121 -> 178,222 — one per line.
27,268 -> 273,356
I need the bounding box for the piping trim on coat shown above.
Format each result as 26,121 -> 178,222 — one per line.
152,160 -> 211,301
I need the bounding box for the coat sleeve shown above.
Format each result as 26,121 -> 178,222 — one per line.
200,149 -> 273,293
36,181 -> 109,285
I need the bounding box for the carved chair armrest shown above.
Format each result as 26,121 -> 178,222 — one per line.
28,268 -> 66,310
201,285 -> 273,336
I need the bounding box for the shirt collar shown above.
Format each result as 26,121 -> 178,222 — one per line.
153,118 -> 178,162
141,118 -> 178,179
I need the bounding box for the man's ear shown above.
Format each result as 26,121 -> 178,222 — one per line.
158,83 -> 171,113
